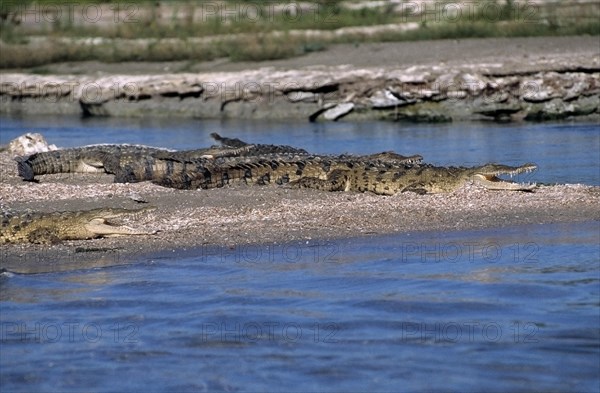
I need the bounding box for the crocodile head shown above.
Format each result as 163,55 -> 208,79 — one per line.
1,206 -> 158,244
469,163 -> 537,191
82,207 -> 158,237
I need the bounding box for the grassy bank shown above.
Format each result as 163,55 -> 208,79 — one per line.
1,0 -> 598,68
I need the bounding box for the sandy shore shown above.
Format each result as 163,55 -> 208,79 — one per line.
1,150 -> 598,274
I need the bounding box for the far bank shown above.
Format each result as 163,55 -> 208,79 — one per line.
1,37 -> 598,123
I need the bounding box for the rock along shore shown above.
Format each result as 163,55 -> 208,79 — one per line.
1,37 -> 599,123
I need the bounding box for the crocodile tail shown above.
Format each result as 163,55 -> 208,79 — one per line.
15,156 -> 35,181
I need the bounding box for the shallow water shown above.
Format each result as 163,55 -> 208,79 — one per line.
1,116 -> 599,391
1,221 -> 599,392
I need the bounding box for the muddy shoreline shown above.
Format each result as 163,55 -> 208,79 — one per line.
1,36 -> 599,123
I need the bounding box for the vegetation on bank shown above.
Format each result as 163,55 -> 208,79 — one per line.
0,0 -> 598,69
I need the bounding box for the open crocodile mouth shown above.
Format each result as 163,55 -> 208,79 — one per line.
472,163 -> 538,191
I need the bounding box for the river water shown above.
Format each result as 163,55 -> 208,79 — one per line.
1,116 -> 599,392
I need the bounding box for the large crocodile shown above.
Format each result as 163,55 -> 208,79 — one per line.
15,134 -> 309,182
290,162 -> 538,194
15,143 -> 256,182
1,207 -> 157,244
147,158 -> 537,195
16,144 -> 171,181
114,151 -> 424,186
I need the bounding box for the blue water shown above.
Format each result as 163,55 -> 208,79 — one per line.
1,116 -> 599,392
0,115 -> 599,185
1,222 -> 599,392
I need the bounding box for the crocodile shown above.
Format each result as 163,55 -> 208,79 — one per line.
15,143 -> 258,182
147,158 -> 537,195
15,133 -> 308,182
1,207 -> 157,244
16,145 -> 173,181
290,162 -> 538,194
114,151 -> 424,186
